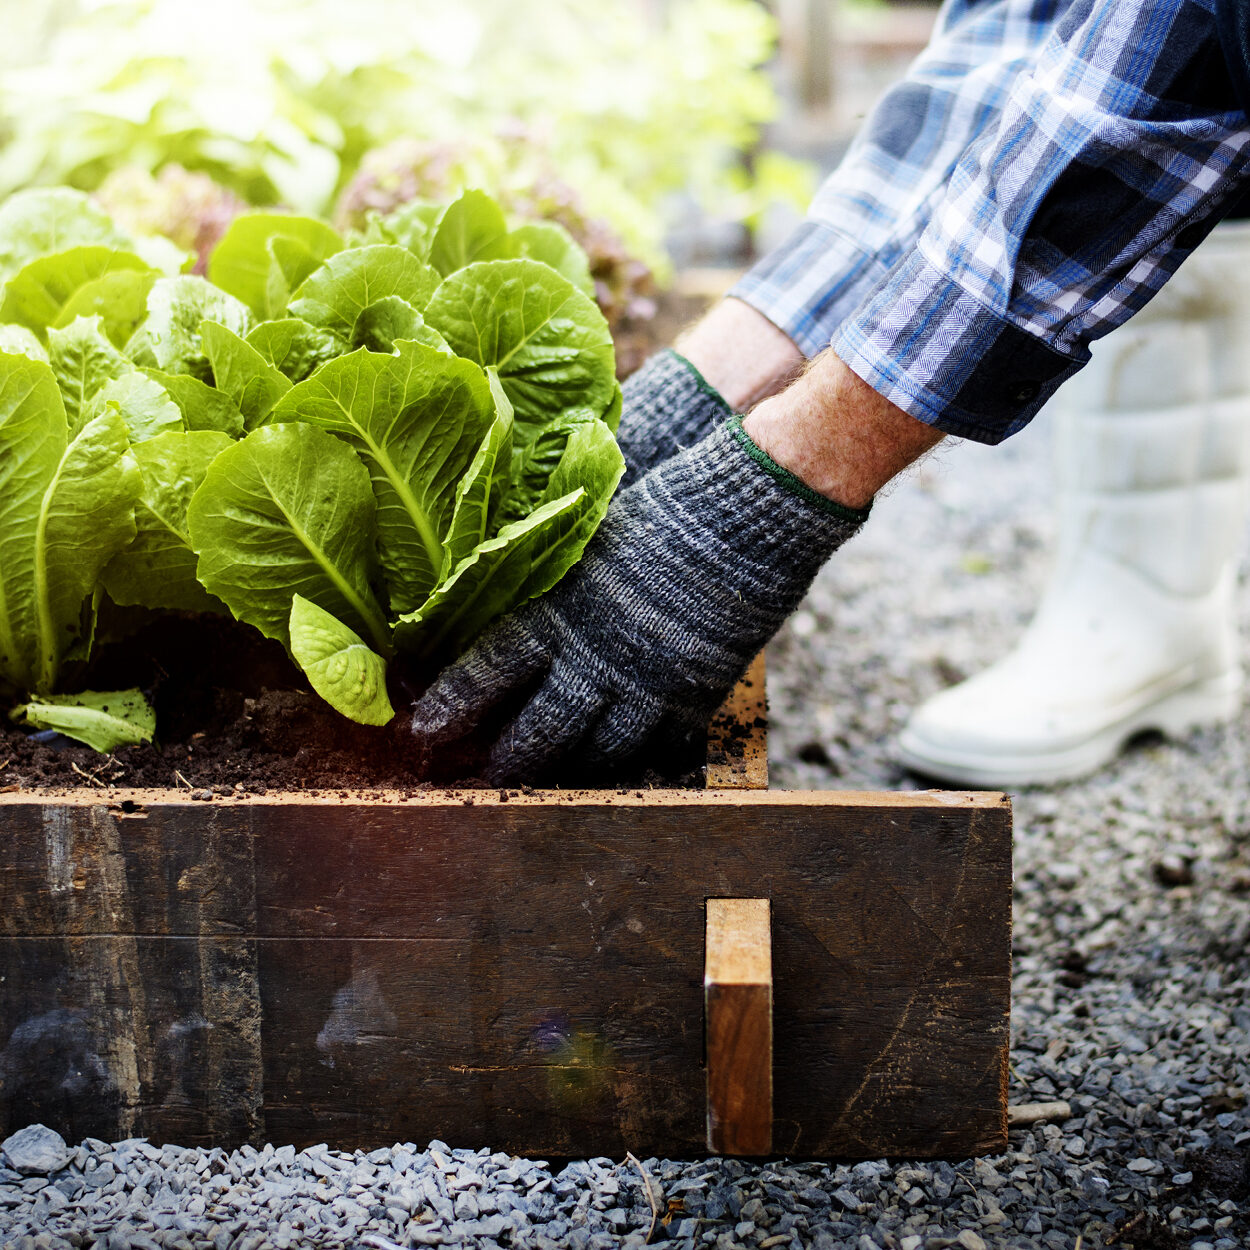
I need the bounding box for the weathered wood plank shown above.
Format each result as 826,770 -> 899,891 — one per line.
0,937 -> 262,1146
0,790 -> 1011,1158
706,899 -> 772,1155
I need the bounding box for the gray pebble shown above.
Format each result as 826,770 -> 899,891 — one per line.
1,1125 -> 71,1175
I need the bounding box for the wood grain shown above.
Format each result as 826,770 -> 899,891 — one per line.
0,789 -> 1011,1158
706,899 -> 772,1155
706,899 -> 772,986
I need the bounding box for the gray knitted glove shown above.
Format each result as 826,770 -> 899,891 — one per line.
616,350 -> 732,486
410,417 -> 869,784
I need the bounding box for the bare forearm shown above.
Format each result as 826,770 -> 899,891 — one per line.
678,297 -> 945,511
743,350 -> 944,510
677,297 -> 805,411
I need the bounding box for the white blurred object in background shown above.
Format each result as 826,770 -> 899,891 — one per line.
899,220 -> 1250,786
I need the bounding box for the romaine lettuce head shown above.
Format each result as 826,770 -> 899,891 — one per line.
0,186 -> 625,733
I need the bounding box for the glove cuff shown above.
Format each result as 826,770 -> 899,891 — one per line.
617,349 -> 733,485
725,415 -> 871,524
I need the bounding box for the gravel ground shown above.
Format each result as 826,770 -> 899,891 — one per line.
3,422 -> 1249,1249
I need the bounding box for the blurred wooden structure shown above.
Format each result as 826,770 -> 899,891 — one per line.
771,1 -> 939,153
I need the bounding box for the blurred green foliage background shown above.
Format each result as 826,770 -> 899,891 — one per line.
0,0 -> 812,278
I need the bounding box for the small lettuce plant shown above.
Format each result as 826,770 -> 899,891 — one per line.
0,186 -> 624,750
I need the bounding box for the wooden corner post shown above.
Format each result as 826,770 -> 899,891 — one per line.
705,897 -> 773,1155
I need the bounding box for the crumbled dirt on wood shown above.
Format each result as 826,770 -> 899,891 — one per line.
703,708 -> 766,767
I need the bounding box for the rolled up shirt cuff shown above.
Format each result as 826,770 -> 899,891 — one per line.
728,218 -> 892,360
833,248 -> 1087,445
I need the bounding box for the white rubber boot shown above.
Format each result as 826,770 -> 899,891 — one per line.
896,221 -> 1250,787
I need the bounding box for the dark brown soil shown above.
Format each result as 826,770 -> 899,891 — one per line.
0,614 -> 708,795
2,615 -> 439,793
1191,1142 -> 1250,1201
1108,1211 -> 1182,1250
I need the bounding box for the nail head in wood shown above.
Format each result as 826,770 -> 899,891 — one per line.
705,897 -> 773,1155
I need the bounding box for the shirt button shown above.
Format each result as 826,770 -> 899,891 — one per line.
1013,381 -> 1040,403
1175,223 -> 1206,250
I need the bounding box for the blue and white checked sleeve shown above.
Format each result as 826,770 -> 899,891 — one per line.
732,0 -> 1250,444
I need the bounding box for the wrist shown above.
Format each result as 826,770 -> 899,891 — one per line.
616,349 -> 733,485
726,417 -> 870,524
742,350 -> 945,510
677,297 -> 805,411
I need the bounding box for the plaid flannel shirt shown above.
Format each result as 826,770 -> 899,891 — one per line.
732,0 -> 1250,444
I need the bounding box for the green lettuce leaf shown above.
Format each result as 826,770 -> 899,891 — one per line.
11,688 -> 155,753
288,594 -> 394,727
47,316 -> 131,432
1,247 -> 156,345
424,258 -> 616,448
0,352 -> 139,694
90,372 -> 184,443
267,236 -> 335,317
394,488 -> 588,659
246,317 -> 346,383
429,189 -> 512,277
497,413 -> 592,528
0,189 -> 129,287
140,275 -> 254,381
141,368 -> 245,438
0,324 -> 47,363
122,326 -> 159,369
186,421 -> 391,653
269,342 -> 495,614
513,414 -> 624,593
58,268 -> 160,348
396,413 -> 623,658
508,222 -> 595,298
441,370 -> 514,573
103,430 -> 233,614
351,296 -> 449,355
200,320 -> 292,428
601,382 -> 623,434
288,244 -> 440,340
366,201 -> 442,259
129,233 -> 194,277
208,212 -> 344,319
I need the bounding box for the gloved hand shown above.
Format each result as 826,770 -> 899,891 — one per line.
615,350 -> 733,486
410,417 -> 869,784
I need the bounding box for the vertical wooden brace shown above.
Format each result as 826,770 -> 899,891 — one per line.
705,898 -> 773,1155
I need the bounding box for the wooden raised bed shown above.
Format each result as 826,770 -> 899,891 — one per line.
0,660 -> 1012,1159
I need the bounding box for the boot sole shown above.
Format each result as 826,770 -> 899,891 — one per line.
895,670 -> 1242,788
